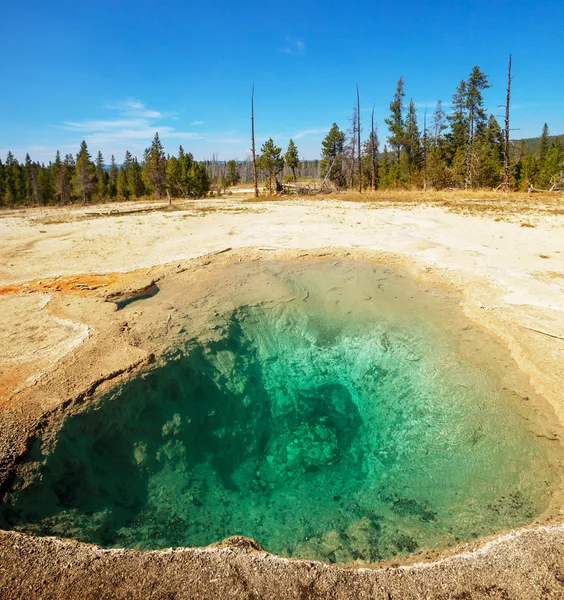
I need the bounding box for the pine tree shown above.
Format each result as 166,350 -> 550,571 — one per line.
427,146 -> 449,189
178,147 -> 194,195
166,156 -> 181,197
73,141 -> 96,203
536,123 -> 550,164
0,158 -> 5,206
190,162 -> 211,197
117,167 -> 129,199
431,100 -> 448,145
39,162 -> 54,205
475,115 -> 503,188
108,155 -> 118,199
123,150 -> 133,175
25,153 -> 40,204
95,151 -> 107,199
284,140 -> 300,183
128,158 -> 145,198
226,159 -> 241,186
385,77 -> 405,180
142,132 -> 167,198
55,152 -> 72,204
256,138 -> 284,195
465,66 -> 490,188
3,152 -> 17,205
363,128 -> 379,190
447,80 -> 468,156
379,145 -> 393,188
404,99 -> 422,183
320,123 -> 346,187
543,138 -> 564,189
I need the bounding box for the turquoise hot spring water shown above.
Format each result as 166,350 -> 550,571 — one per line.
0,260 -> 557,564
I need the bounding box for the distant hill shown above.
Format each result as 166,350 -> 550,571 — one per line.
514,133 -> 564,154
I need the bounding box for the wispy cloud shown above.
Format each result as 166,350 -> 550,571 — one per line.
280,37 -> 305,55
47,98 -> 248,160
293,128 -> 328,139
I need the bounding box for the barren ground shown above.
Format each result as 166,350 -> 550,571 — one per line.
0,192 -> 563,599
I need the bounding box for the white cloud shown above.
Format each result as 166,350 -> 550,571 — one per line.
280,38 -> 305,55
293,128 -> 328,139
42,98 -> 250,161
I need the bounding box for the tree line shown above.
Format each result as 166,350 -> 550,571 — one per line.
319,66 -> 563,192
0,134 -> 211,206
1,61 -> 563,206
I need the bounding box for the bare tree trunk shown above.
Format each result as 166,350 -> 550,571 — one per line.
349,107 -> 357,190
251,85 -> 259,198
423,107 -> 428,192
371,105 -> 376,190
503,54 -> 512,193
357,84 -> 362,193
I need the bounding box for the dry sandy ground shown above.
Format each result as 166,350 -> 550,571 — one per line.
0,196 -> 563,598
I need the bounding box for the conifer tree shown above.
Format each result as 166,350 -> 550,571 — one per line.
128,158 -> 145,198
431,100 -> 447,144
379,145 -> 393,188
226,160 -> 241,186
0,159 -> 5,206
25,153 -> 40,204
542,138 -> 564,188
123,150 -> 133,176
284,140 -> 300,183
117,166 -> 129,199
142,133 -> 167,198
257,138 -> 284,194
73,141 -> 96,203
178,146 -> 194,194
190,162 -> 211,197
55,152 -> 72,204
39,162 -> 53,205
404,99 -> 422,182
166,156 -> 181,196
448,80 -> 468,155
464,66 -> 490,188
320,123 -> 346,187
536,123 -> 550,164
363,126 -> 379,190
474,115 -> 503,188
95,151 -> 107,199
109,155 -> 118,199
3,152 -> 17,205
385,77 -> 406,179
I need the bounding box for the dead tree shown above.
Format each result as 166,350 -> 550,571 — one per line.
251,85 -> 259,198
423,107 -> 428,191
503,54 -> 512,193
370,105 -> 377,190
345,106 -> 358,189
357,84 -> 362,193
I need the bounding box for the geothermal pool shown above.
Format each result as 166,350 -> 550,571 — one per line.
0,261 -> 555,563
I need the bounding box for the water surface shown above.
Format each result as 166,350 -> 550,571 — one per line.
0,261 -> 555,563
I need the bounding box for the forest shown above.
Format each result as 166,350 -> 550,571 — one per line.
1,64 -> 563,206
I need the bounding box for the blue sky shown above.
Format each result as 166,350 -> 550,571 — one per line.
1,0 -> 562,163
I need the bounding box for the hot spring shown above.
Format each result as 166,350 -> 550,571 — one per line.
0,260 -> 556,563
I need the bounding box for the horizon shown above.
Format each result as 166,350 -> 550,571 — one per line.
1,0 -> 563,164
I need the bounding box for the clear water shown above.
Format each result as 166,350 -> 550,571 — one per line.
0,262 -> 555,563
